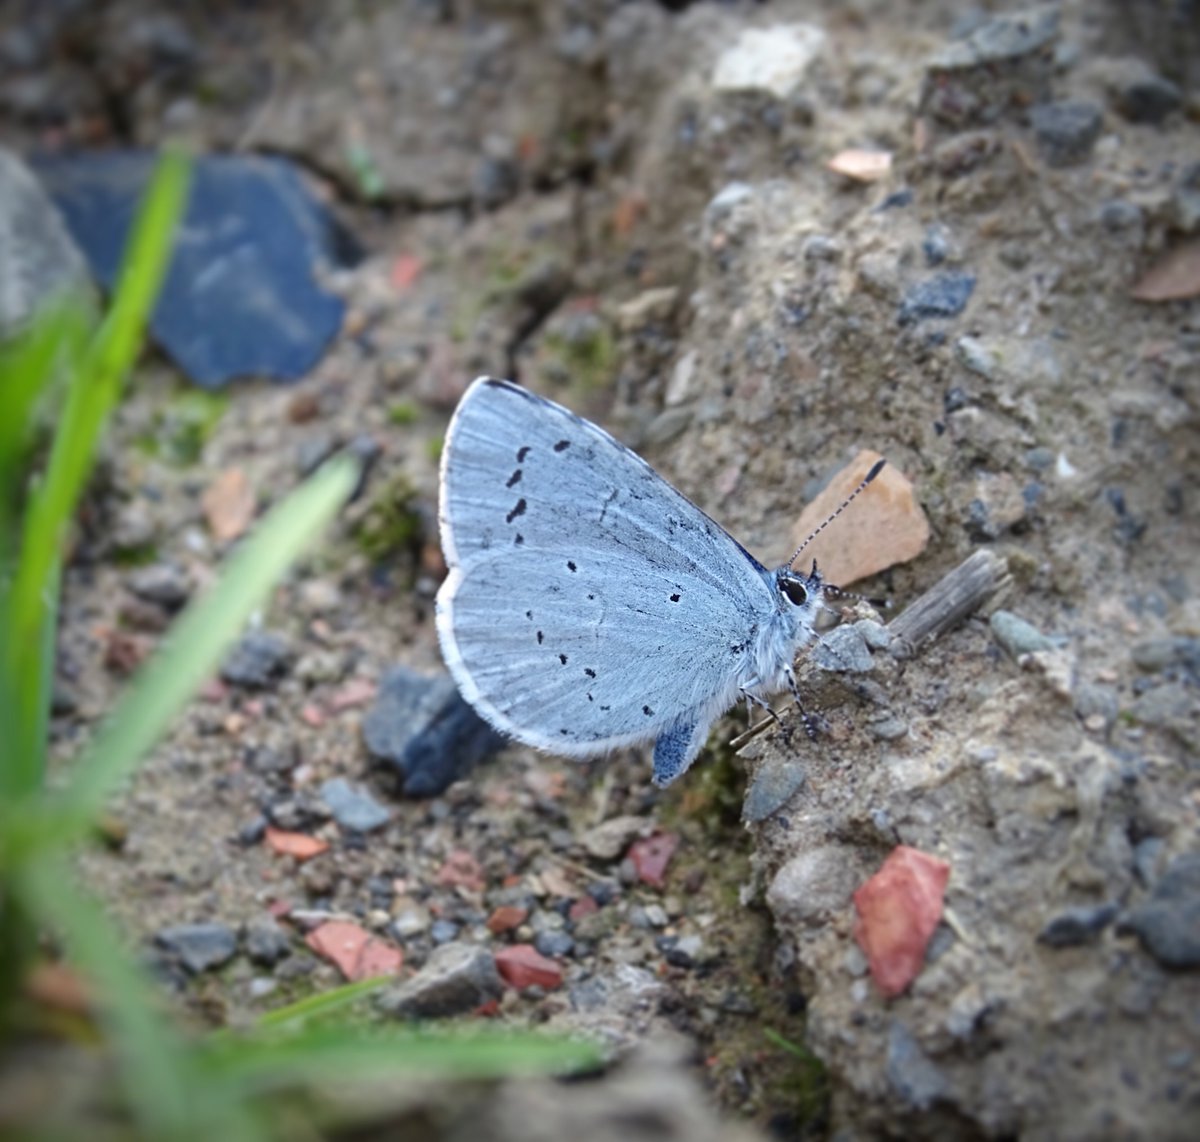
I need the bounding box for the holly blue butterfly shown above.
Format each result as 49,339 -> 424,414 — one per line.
435,377 -> 884,787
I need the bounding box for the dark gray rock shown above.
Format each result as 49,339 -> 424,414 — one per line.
363,665 -> 506,798
1039,903 -> 1119,947
1120,853 -> 1200,969
125,562 -> 192,610
1029,100 -> 1104,166
743,756 -> 807,824
243,918 -> 292,966
155,922 -> 238,973
898,272 -> 975,325
886,1021 -> 948,1110
31,152 -> 353,388
1108,61 -> 1183,124
220,630 -> 293,688
319,777 -> 391,833
377,942 -> 503,1019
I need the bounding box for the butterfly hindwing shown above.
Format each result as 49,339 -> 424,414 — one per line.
436,378 -> 774,758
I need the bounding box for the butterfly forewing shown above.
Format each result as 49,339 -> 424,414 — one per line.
436,378 -> 773,754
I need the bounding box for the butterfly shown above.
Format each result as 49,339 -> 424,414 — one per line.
436,377 -> 884,786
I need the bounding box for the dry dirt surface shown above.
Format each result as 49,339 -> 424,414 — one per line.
3,2 -> 1198,1140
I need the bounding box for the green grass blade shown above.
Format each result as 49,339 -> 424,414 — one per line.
253,976 -> 390,1031
63,454 -> 357,828
4,152 -> 190,788
199,1023 -> 603,1097
18,855 -> 196,1136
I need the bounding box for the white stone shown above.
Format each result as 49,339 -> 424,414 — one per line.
712,24 -> 827,100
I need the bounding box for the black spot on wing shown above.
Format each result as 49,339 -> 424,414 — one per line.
567,561 -> 577,572
537,631 -> 544,644
559,653 -> 568,665
506,469 -> 522,488
553,439 -> 570,452
643,705 -> 654,716
506,498 -> 527,523
669,593 -> 680,603
517,445 -> 531,462
514,533 -> 524,545
584,668 -> 596,678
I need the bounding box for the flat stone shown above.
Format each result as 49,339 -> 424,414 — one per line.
319,777 -> 391,833
155,922 -> 238,974
31,151 -> 350,387
743,756 -> 807,824
712,24 -> 827,100
377,942 -> 503,1019
787,451 -> 930,588
363,666 -> 506,797
767,845 -> 860,926
581,815 -> 649,861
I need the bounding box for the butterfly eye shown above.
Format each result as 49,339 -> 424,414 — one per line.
781,577 -> 808,607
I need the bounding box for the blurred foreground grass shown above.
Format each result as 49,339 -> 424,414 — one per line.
0,150 -> 597,1141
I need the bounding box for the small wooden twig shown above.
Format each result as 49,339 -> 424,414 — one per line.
886,549 -> 1010,660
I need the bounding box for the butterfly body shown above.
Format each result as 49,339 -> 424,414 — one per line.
436,377 -> 833,786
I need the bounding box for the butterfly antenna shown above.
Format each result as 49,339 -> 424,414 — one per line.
787,458 -> 887,569
823,582 -> 890,611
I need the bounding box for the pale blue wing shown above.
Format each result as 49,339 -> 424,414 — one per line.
435,377 -> 773,769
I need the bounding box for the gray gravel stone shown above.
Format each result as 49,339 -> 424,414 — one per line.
125,563 -> 192,610
990,610 -> 1056,658
319,777 -> 391,833
155,922 -> 238,973
1029,100 -> 1104,166
220,630 -> 293,687
1038,903 -> 1119,947
533,930 -> 575,958
743,756 -> 807,824
886,1021 -> 948,1110
243,918 -> 292,966
812,625 -> 874,673
1120,854 -> 1200,969
1131,637 -> 1200,674
898,272 -> 975,325
377,942 -> 503,1019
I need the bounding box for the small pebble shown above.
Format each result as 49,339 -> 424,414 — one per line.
898,272 -> 976,326
243,918 -> 292,966
990,611 -> 1056,658
812,625 -> 873,672
220,631 -> 293,688
1029,100 -> 1103,166
155,922 -> 238,973
533,930 -> 575,958
126,563 -> 192,610
430,919 -> 461,945
1038,903 -> 1118,947
319,777 -> 391,833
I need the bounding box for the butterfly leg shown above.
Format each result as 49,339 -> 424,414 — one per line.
740,688 -> 792,745
783,669 -> 822,742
